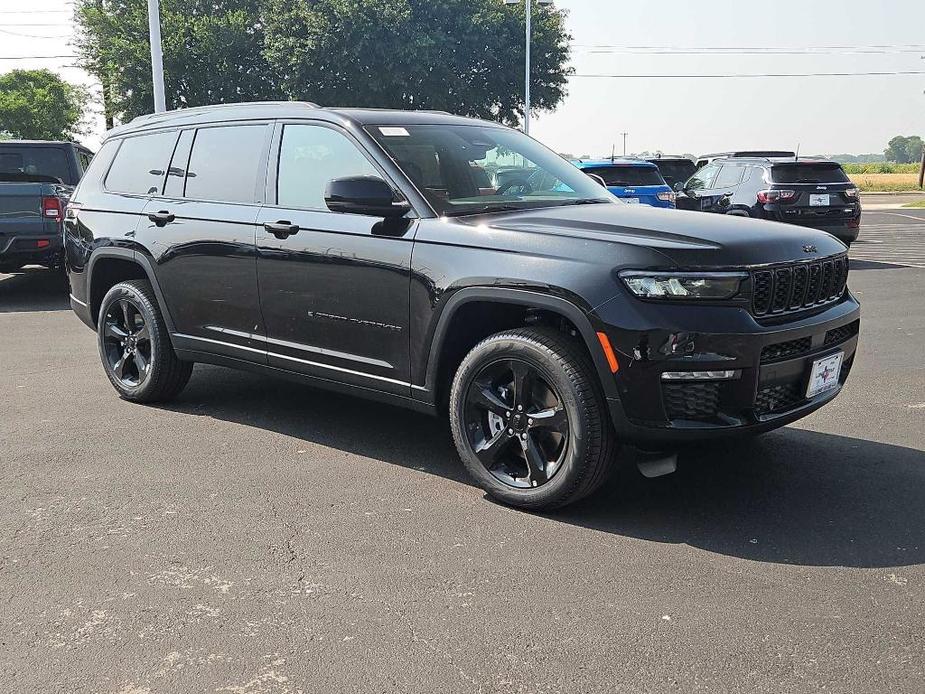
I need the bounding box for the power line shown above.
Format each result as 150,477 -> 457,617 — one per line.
572,43 -> 925,50
0,27 -> 72,39
578,47 -> 925,56
571,70 -> 925,79
0,55 -> 77,60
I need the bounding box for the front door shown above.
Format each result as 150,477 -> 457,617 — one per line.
255,121 -> 416,396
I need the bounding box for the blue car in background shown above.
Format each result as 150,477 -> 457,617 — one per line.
574,159 -> 676,209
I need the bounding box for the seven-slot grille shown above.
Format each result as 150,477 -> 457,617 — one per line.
751,254 -> 848,317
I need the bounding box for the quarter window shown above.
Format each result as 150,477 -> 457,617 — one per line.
277,124 -> 379,209
185,125 -> 268,203
105,131 -> 178,195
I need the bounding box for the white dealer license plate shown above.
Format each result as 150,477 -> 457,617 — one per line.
623,197 -> 640,205
806,352 -> 843,398
809,194 -> 830,206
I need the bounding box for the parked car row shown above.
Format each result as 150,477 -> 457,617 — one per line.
568,150 -> 860,245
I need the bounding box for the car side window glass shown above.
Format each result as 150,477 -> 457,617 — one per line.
686,164 -> 719,191
714,164 -> 746,190
277,124 -> 379,209
77,150 -> 92,173
185,125 -> 268,203
105,131 -> 178,195
163,130 -> 194,199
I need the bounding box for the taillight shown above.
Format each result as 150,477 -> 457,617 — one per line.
42,196 -> 63,221
844,187 -> 860,199
657,191 -> 677,203
757,189 -> 796,204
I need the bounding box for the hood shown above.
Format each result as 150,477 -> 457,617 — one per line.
462,203 -> 847,268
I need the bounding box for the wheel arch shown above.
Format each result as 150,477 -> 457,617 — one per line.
420,287 -> 619,407
87,248 -> 176,332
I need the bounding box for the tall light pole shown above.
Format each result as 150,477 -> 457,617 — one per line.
147,0 -> 166,113
504,0 -> 553,136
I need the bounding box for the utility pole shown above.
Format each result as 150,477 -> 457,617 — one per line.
147,0 -> 166,113
524,0 -> 531,135
621,132 -> 628,157
919,147 -> 925,188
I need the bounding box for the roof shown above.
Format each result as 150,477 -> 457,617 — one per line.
107,101 -> 501,138
0,139 -> 72,146
644,155 -> 693,162
575,158 -> 657,168
713,156 -> 839,166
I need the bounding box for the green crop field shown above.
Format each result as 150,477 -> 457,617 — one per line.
842,163 -> 920,175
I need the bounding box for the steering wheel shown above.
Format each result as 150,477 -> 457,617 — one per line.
496,179 -> 533,196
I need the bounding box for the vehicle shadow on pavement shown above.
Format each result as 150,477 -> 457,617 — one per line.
553,431 -> 925,569
0,268 -> 70,313
172,365 -> 924,570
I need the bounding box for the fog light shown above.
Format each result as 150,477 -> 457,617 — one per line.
661,370 -> 740,381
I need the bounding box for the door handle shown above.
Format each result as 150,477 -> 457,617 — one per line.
264,221 -> 300,239
147,210 -> 175,226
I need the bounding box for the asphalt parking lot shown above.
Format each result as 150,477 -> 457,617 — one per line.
1,213 -> 924,693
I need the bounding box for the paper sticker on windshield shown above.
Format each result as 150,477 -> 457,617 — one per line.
379,127 -> 410,137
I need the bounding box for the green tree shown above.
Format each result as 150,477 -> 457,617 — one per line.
885,135 -> 924,163
74,0 -> 282,123
262,0 -> 573,126
0,69 -> 88,140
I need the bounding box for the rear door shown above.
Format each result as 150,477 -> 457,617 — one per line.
704,162 -> 748,213
676,163 -> 720,211
255,120 -> 416,395
135,123 -> 272,360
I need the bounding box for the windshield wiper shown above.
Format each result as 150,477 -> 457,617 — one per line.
556,198 -> 611,206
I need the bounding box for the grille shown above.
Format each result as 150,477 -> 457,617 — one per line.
663,382 -> 721,422
751,254 -> 848,317
760,336 -> 812,364
755,382 -> 804,416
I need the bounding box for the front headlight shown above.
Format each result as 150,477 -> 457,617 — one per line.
619,271 -> 747,300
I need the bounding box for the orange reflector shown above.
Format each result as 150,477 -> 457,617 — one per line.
596,331 -> 620,373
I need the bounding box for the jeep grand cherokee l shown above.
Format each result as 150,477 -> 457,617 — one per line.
65,103 -> 860,510
676,157 -> 862,245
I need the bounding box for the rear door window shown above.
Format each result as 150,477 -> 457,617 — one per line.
685,163 -> 720,191
584,166 -> 664,187
185,125 -> 269,203
771,163 -> 849,184
0,146 -> 70,183
714,164 -> 747,189
105,131 -> 178,195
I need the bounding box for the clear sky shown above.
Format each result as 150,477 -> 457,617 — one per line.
1,0 -> 923,156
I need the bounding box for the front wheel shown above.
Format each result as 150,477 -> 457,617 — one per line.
97,279 -> 192,403
449,327 -> 617,510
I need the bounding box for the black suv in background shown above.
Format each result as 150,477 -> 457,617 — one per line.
65,103 -> 860,510
676,157 -> 861,245
645,155 -> 696,189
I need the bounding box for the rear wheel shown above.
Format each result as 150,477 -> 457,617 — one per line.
97,279 -> 192,403
449,327 -> 617,510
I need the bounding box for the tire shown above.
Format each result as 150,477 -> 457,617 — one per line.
97,279 -> 192,403
449,326 -> 617,510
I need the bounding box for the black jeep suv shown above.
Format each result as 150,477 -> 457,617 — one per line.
65,102 -> 860,510
676,157 -> 862,245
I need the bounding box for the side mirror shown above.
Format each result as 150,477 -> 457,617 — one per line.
325,176 -> 411,218
673,181 -> 685,192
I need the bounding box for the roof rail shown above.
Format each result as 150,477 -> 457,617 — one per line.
126,100 -> 321,126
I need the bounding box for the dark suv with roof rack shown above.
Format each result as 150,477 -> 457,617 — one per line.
64,102 -> 860,510
676,157 -> 861,245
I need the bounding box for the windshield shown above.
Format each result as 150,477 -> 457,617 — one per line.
772,163 -> 849,184
584,166 -> 665,187
366,124 -> 613,216
0,146 -> 70,183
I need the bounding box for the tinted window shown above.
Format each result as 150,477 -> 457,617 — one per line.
277,124 -> 378,209
185,125 -> 268,203
771,163 -> 850,184
106,132 -> 177,195
583,166 -> 664,187
0,145 -> 70,183
653,160 -> 696,186
685,163 -> 720,191
714,164 -> 746,189
77,149 -> 93,174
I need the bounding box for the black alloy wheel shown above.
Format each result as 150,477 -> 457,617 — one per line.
102,298 -> 152,387
464,358 -> 569,489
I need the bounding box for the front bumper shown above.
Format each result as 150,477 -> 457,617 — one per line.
595,292 -> 861,445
